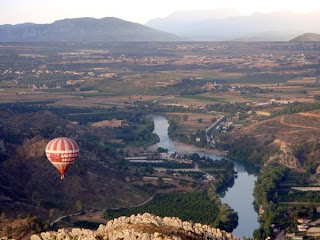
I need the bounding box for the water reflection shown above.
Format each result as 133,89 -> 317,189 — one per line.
222,161 -> 259,238
152,115 -> 175,152
151,115 -> 259,238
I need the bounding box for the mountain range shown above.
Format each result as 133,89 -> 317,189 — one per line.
146,10 -> 320,41
1,12 -> 320,42
0,17 -> 179,42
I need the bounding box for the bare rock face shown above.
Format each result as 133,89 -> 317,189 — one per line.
0,138 -> 7,161
18,136 -> 47,159
266,140 -> 301,170
0,139 -> 6,155
31,213 -> 238,240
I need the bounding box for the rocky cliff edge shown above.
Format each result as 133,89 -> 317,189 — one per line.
29,213 -> 238,240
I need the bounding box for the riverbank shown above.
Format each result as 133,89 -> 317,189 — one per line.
148,140 -> 223,157
150,115 -> 259,238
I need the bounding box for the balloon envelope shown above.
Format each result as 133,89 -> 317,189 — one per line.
45,137 -> 79,179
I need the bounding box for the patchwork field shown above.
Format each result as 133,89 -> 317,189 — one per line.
166,112 -> 220,134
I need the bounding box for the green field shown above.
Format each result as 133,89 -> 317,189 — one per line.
105,192 -> 220,226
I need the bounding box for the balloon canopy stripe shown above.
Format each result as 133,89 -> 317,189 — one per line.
60,138 -> 65,151
45,137 -> 79,179
52,138 -> 60,151
71,139 -> 78,150
45,149 -> 79,154
47,139 -> 55,150
57,138 -> 61,151
69,138 -> 76,150
70,138 -> 79,150
66,138 -> 72,151
46,137 -> 79,151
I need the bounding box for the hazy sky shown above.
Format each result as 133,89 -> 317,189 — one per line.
1,0 -> 320,25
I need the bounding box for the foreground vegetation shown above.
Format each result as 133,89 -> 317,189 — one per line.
105,193 -> 220,225
252,165 -> 320,239
0,215 -> 50,239
105,183 -> 238,232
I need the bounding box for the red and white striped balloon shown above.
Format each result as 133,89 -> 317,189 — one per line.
45,137 -> 79,179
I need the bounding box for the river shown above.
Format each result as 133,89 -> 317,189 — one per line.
151,115 -> 259,238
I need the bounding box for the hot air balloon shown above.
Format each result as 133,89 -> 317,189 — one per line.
45,137 -> 79,179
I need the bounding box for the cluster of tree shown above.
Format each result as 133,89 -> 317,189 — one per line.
130,161 -> 193,169
180,89 -> 207,95
168,79 -> 229,95
73,220 -> 100,229
150,105 -> 203,114
185,153 -> 235,193
0,215 -> 50,239
195,156 -> 232,169
106,188 -> 237,232
253,164 -> 287,206
218,71 -> 291,84
205,170 -> 235,194
207,182 -> 238,232
278,190 -> 320,203
65,109 -> 143,125
214,204 -> 239,233
0,101 -> 56,113
167,120 -> 207,148
236,86 -> 273,95
116,118 -> 159,147
252,165 -> 288,239
105,192 -> 220,226
253,202 -> 319,240
139,183 -> 157,194
292,141 -> 320,174
157,147 -> 168,153
174,171 -> 205,180
206,102 -> 251,115
132,166 -> 156,179
280,102 -> 320,115
220,135 -> 274,166
167,119 -> 179,139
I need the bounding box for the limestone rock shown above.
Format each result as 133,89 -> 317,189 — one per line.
266,141 -> 301,169
32,213 -> 238,240
30,235 -> 42,240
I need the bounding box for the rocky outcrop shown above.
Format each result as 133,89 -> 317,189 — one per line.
0,139 -> 6,155
0,138 -> 6,161
31,213 -> 238,240
265,140 -> 301,170
18,136 -> 47,159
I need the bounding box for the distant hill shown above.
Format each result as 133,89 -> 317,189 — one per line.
0,17 -> 180,42
219,109 -> 320,171
146,11 -> 320,41
291,33 -> 320,42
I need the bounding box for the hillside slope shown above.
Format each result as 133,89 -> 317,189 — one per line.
0,110 -> 149,218
220,110 -> 320,171
291,33 -> 320,42
0,17 -> 180,42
